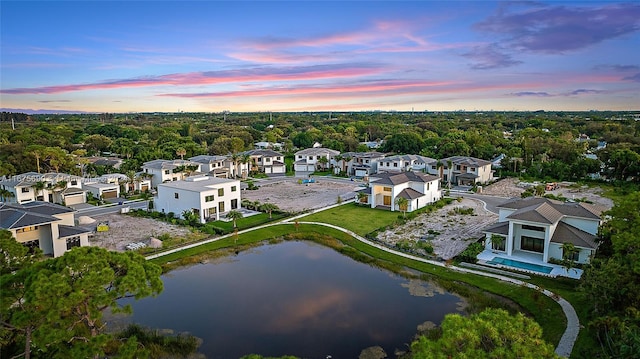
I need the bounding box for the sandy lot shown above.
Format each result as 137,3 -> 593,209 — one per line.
89,213 -> 192,251
241,179 -> 362,213
376,198 -> 498,260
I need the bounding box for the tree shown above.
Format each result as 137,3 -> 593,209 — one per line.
410,308 -> 559,358
395,196 -> 409,218
176,147 -> 186,160
225,210 -> 243,228
318,156 -> 328,171
31,181 -> 46,201
26,145 -> 46,173
560,242 -> 579,274
1,247 -> 163,359
381,133 -> 424,154
534,184 -> 546,197
259,203 -> 278,219
357,191 -> 369,205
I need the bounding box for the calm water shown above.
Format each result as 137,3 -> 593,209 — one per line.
120,241 -> 464,358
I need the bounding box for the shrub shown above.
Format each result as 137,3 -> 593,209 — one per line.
456,242 -> 484,263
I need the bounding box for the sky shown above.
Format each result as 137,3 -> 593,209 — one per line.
1,1 -> 639,113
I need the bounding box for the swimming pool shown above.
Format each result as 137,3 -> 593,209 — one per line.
487,257 -> 554,274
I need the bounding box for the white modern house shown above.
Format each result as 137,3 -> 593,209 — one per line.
141,159 -> 202,188
482,197 -> 602,266
357,171 -> 441,212
0,172 -> 86,206
294,147 -> 340,177
154,176 -> 241,224
0,201 -> 91,257
426,156 -> 494,186
377,154 -> 436,174
189,155 -> 238,178
333,152 -> 385,178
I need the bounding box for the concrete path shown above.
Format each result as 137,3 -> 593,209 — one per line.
145,202 -> 579,357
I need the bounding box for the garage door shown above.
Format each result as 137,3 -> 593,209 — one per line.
102,190 -> 118,199
65,194 -> 85,205
141,184 -> 149,192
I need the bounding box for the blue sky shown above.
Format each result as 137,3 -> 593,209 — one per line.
1,1 -> 639,113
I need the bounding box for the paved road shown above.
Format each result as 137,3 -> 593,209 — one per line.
75,199 -> 149,217
449,192 -> 512,214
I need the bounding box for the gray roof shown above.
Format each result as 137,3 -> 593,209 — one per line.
457,172 -> 480,179
243,149 -> 284,157
371,171 -> 439,186
482,221 -> 510,235
189,155 -> 228,163
62,187 -> 86,195
20,201 -> 74,216
356,187 -> 372,195
398,188 -> 424,200
142,159 -> 200,170
58,225 -> 92,238
379,154 -> 435,164
499,197 -> 602,221
0,203 -> 61,229
506,201 -> 564,224
157,176 -> 238,192
294,147 -> 339,156
551,222 -> 598,249
440,156 -> 492,167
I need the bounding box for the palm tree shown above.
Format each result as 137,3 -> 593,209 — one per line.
534,184 -> 546,197
561,242 -> 580,274
446,159 -> 453,189
259,203 -> 279,219
395,196 -> 409,218
356,191 -> 369,205
490,234 -> 506,251
230,153 -> 240,178
342,155 -> 352,174
318,157 -> 328,171
241,153 -> 251,179
28,145 -> 45,173
333,154 -> 343,174
0,188 -> 11,202
226,210 -> 243,228
31,181 -> 46,201
176,147 -> 187,160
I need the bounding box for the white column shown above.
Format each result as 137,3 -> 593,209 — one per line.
507,222 -> 514,256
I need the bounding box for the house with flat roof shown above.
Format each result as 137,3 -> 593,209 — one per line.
333,152 -> 385,178
0,201 -> 91,257
189,155 -> 238,178
358,171 -> 441,212
154,176 -> 241,224
482,197 -> 603,266
141,159 -> 202,188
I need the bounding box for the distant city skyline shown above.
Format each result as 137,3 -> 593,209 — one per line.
1,1 -> 639,113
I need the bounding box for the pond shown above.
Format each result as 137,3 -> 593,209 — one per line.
119,240 -> 465,358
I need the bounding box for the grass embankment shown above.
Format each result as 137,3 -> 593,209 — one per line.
150,219 -> 566,347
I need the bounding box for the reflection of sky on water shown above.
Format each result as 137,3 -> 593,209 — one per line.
121,241 -> 462,358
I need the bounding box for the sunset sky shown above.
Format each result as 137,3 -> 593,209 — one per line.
1,1 -> 639,113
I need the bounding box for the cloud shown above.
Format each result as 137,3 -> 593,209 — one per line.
0,63 -> 382,95
463,44 -> 522,69
623,73 -> 640,82
475,3 -> 640,54
567,89 -> 605,96
38,100 -> 71,103
510,91 -> 551,97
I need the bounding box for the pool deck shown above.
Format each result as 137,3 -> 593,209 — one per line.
477,249 -> 583,279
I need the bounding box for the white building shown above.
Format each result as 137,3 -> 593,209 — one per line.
294,147 -> 340,177
154,176 -> 241,224
0,172 -> 86,206
141,159 -> 202,188
333,152 -> 385,178
242,149 -> 286,175
377,154 -> 436,174
426,156 -> 494,186
189,155 -> 239,178
357,171 -> 441,212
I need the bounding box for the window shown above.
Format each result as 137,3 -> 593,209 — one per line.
383,187 -> 392,192
393,163 -> 398,167
471,168 -> 476,172
17,226 -> 39,233
218,201 -> 225,212
205,195 -> 214,202
298,155 -> 302,159
563,248 -> 579,261
277,156 -> 281,161
265,158 -> 271,162
66,236 -> 81,250
70,180 -> 77,186
231,199 -> 238,209
427,183 -> 430,191
174,193 -> 179,199
164,170 -> 170,175
431,165 -> 436,169
21,187 -> 30,193
521,236 -> 544,253
522,225 -> 544,232
23,239 -> 40,253
491,236 -> 506,251
316,156 -> 321,160
218,188 -> 224,196
231,186 -> 237,192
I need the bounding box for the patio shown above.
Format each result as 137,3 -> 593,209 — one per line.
477,249 -> 583,279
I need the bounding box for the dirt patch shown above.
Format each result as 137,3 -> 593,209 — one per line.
88,213 -> 191,251
377,198 -> 498,260
481,177 -> 524,198
242,179 -> 361,213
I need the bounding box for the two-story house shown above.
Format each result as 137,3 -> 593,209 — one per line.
141,159 -> 202,188
154,176 -> 242,224
0,201 -> 91,257
189,155 -> 240,178
482,197 -> 602,267
358,171 -> 441,212
242,149 -> 286,175
426,156 -> 494,186
333,152 -> 385,178
377,154 -> 436,173
294,148 -> 340,177
0,172 -> 86,206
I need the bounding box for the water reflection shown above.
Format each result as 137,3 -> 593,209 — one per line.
120,240 -> 464,358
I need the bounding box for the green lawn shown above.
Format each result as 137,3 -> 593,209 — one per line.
303,202 -> 401,236
205,212 -> 287,233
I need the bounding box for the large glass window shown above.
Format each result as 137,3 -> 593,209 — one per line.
521,236 -> 544,253
522,224 -> 544,232
66,236 -> 81,250
205,195 -> 214,202
563,248 -> 579,261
